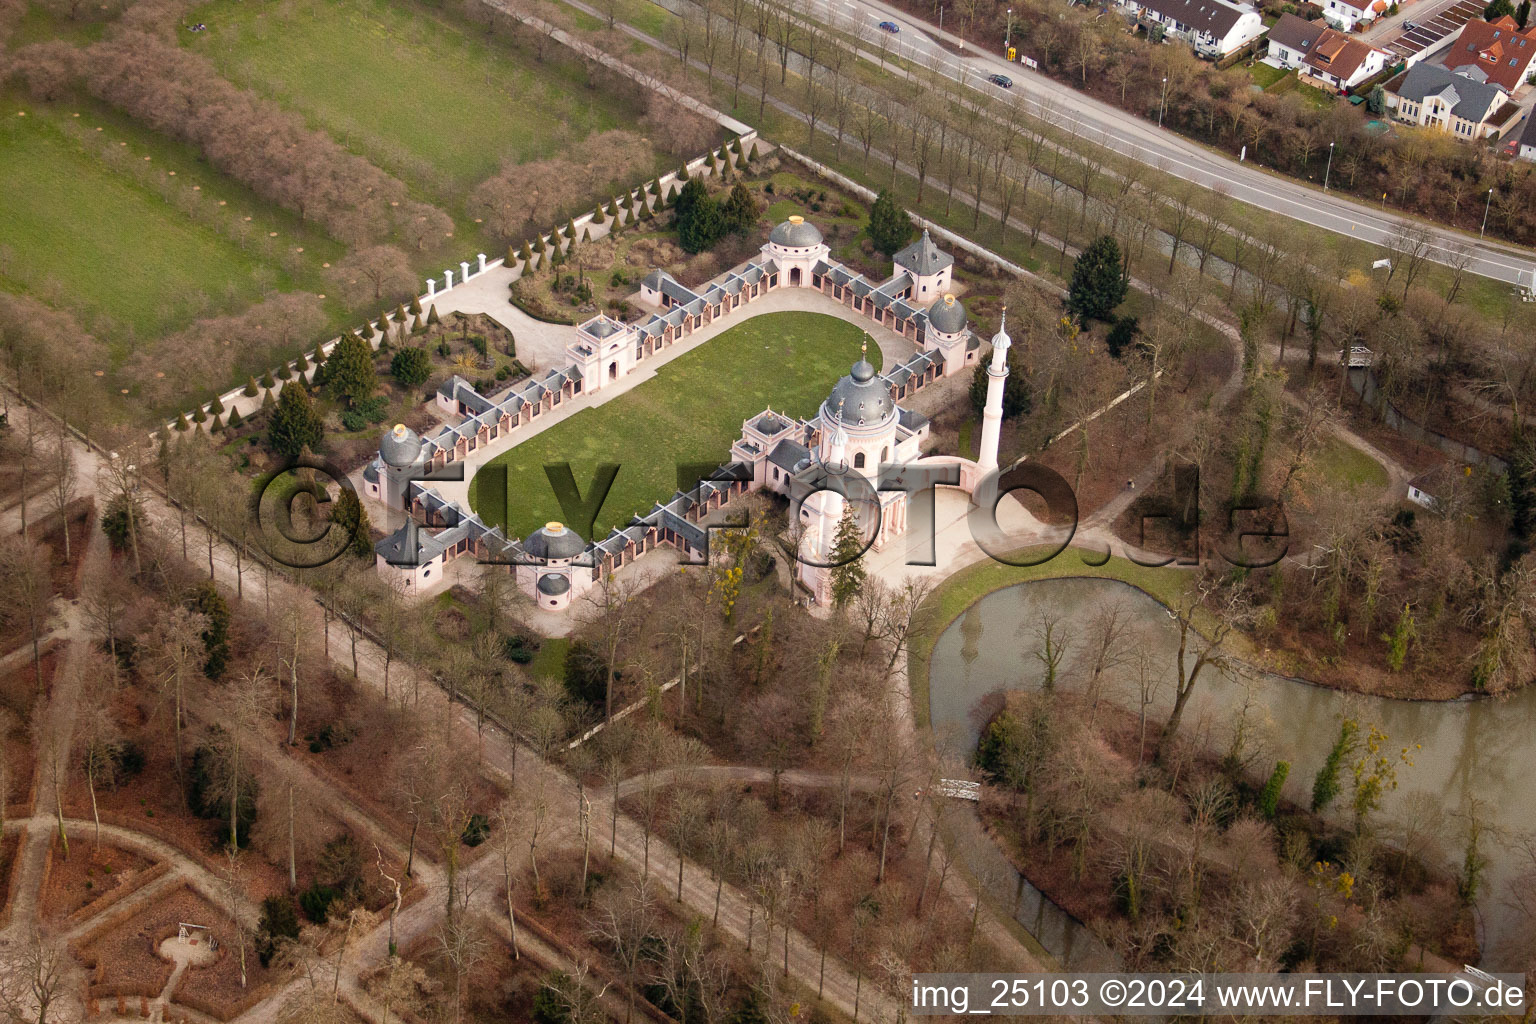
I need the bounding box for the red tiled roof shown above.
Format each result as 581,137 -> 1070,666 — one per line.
1443,16 -> 1536,91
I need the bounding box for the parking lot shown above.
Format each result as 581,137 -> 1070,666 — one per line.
1378,0 -> 1483,61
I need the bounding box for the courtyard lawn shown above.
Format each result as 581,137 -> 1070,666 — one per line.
468,312 -> 878,541
0,99 -> 332,351
186,0 -> 655,202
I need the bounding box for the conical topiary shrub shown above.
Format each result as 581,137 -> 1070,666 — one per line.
592,204 -> 606,225
192,405 -> 206,424
296,351 -> 309,374
409,295 -> 422,316
276,362 -> 292,381
677,163 -> 689,181
243,376 -> 259,398
210,413 -> 223,434
428,304 -> 441,326
260,370 -> 275,389
228,406 -> 244,429
174,412 -> 190,432
209,394 -> 225,415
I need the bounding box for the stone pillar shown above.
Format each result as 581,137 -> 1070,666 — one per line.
460,261 -> 471,281
444,269 -> 454,289
477,253 -> 487,272
427,279 -> 436,298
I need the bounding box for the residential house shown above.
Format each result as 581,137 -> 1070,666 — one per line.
1320,0 -> 1385,32
1441,15 -> 1536,93
1118,0 -> 1267,58
1266,13 -> 1391,91
1517,109 -> 1536,159
1388,62 -> 1511,139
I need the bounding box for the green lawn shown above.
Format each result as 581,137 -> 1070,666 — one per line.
186,0 -> 651,201
468,311 -> 877,540
0,100 -> 330,350
1247,62 -> 1288,90
1310,435 -> 1390,491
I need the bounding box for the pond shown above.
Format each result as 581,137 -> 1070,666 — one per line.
929,577 -> 1536,968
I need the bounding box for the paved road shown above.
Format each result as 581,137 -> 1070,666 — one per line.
801,0 -> 1536,286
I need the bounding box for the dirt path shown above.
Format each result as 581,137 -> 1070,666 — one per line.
1,444 -> 109,943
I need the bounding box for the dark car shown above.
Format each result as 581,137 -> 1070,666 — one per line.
988,73 -> 1013,87
878,20 -> 900,32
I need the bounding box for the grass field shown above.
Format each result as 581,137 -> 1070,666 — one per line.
1310,435 -> 1391,492
0,98 -> 341,351
186,0 -> 653,202
467,311 -> 877,540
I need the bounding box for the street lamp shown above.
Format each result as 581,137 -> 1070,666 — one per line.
1481,187 -> 1494,238
1006,7 -> 1013,49
1158,76 -> 1168,127
1323,140 -> 1334,191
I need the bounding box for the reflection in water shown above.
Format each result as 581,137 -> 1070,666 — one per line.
960,601 -> 983,668
929,577 -> 1536,968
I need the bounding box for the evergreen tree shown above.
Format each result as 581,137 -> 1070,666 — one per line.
228,406 -> 244,430
408,295 -> 422,316
968,360 -> 1032,420
331,488 -> 374,558
210,414 -> 223,434
266,383 -> 324,458
1066,235 -> 1129,323
721,181 -> 759,234
192,405 -> 206,424
1486,0 -> 1515,18
260,370 -> 276,390
395,303 -> 409,327
427,304 -> 441,326
209,394 -> 225,415
325,333 -> 375,408
675,178 -> 724,253
648,179 -> 662,198
829,503 -> 867,608
261,389 -> 275,413
1259,761 -> 1289,819
866,190 -> 914,256
390,346 -> 432,386
411,314 -> 424,333
665,183 -> 678,206
361,319 -> 375,340
581,227 -> 591,243
506,244 -> 518,265
677,163 -> 690,181
190,581 -> 232,679
295,351 -> 310,374
593,203 -> 606,225
1311,718 -> 1358,812
174,412 -> 190,432
1106,315 -> 1140,359
243,376 -> 259,398
521,241 -> 535,266
1520,0 -> 1530,26
276,361 -> 292,381
566,217 -> 578,239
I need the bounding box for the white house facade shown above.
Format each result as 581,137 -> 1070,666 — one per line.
1118,0 -> 1266,57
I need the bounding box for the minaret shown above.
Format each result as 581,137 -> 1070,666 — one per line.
819,399 -> 849,558
977,308 -> 1011,475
